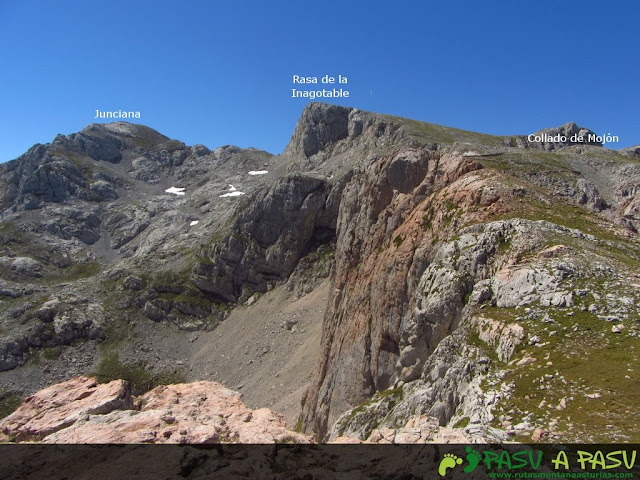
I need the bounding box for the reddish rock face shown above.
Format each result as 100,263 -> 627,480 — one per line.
0,376 -> 133,442
0,376 -> 311,444
300,148 -> 493,438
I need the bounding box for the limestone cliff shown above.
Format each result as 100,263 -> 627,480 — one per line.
292,105 -> 640,442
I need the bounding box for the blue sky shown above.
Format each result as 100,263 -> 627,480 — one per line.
1,1 -> 638,161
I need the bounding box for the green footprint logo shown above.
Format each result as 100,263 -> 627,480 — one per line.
438,447 -> 482,476
438,453 -> 463,476
464,446 -> 481,473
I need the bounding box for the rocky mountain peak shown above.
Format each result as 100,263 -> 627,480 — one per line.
284,103 -> 354,158
0,121 -> 196,212
82,121 -> 158,136
79,122 -> 179,151
529,122 -> 601,150
283,102 -> 407,161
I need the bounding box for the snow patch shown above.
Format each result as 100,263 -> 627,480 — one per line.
220,191 -> 245,198
190,220 -> 199,226
248,170 -> 268,176
228,184 -> 237,191
165,187 -> 186,196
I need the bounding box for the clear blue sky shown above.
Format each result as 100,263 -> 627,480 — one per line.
1,1 -> 638,162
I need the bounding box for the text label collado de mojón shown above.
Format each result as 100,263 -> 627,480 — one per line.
528,132 -> 619,145
291,75 -> 349,99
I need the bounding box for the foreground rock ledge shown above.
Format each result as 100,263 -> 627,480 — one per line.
0,376 -> 311,444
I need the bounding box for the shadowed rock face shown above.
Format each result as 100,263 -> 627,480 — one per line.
191,174 -> 331,303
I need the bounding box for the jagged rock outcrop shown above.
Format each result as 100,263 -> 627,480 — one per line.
0,119 -> 281,374
0,124 -> 170,211
284,103 -> 352,158
308,218 -> 515,439
7,256 -> 42,277
527,122 -> 602,151
283,103 -> 405,168
0,376 -> 312,443
0,299 -> 104,371
296,107 -> 639,441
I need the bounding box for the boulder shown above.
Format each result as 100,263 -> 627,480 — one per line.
10,257 -> 43,278
0,377 -> 133,442
89,180 -> 118,201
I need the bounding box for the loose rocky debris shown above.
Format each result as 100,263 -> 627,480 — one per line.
331,415 -> 472,444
